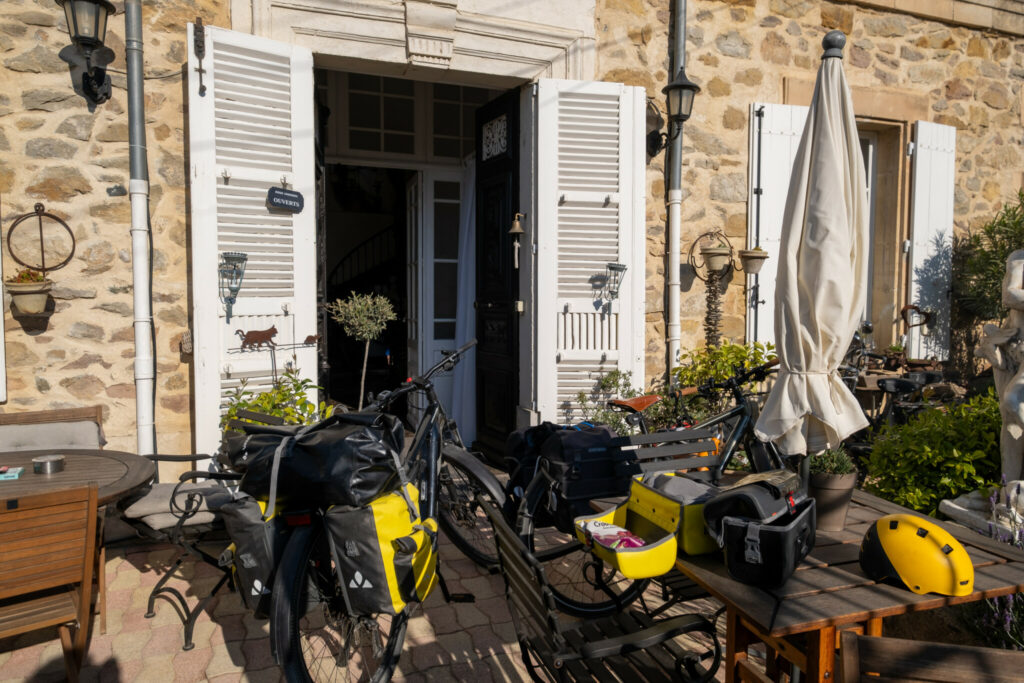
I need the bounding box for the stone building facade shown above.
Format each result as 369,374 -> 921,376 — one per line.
0,0 -> 1021,464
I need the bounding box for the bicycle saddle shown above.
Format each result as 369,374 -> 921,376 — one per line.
608,395 -> 661,413
877,378 -> 921,395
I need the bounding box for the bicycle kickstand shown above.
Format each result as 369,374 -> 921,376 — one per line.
436,567 -> 474,603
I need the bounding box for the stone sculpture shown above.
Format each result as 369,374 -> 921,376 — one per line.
975,249 -> 1024,523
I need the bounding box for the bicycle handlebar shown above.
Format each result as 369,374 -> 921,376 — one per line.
367,339 -> 478,410
698,359 -> 778,395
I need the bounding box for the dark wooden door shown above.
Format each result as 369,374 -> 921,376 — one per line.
474,89 -> 520,456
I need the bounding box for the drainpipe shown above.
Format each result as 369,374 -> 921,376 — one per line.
126,0 -> 156,457
666,0 -> 687,379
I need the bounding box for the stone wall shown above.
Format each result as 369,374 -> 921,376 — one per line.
0,0 -> 228,467
594,0 -> 1024,387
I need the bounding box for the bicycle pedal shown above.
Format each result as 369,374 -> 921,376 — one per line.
447,592 -> 475,603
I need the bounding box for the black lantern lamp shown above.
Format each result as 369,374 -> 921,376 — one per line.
662,67 -> 701,134
606,263 -> 628,300
218,252 -> 247,323
56,0 -> 115,104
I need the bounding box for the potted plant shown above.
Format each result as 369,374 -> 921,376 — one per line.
884,343 -> 905,371
5,268 -> 53,314
700,238 -> 733,273
808,446 -> 858,532
324,291 -> 397,410
737,246 -> 769,275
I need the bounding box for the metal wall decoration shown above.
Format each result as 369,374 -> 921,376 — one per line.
6,203 -> 76,276
481,114 -> 508,161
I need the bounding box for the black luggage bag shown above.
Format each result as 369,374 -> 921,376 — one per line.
539,424 -> 626,532
702,470 -> 816,589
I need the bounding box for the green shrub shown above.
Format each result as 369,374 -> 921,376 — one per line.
222,366 -> 330,429
575,369 -> 639,434
865,390 -> 1001,514
672,341 -> 776,416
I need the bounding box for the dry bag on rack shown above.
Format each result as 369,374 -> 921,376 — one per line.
232,412 -> 406,510
540,423 -> 623,532
702,470 -> 815,589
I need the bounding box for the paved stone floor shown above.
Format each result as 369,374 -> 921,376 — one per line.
0,536 -> 735,682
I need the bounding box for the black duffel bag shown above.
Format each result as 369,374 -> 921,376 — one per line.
230,412 -> 406,511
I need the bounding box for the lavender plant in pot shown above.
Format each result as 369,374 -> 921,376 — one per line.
808,446 -> 858,532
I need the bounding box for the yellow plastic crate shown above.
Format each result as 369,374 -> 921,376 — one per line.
573,478 -> 679,580
652,472 -> 720,556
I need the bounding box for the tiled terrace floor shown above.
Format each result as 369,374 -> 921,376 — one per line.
0,536 -> 733,682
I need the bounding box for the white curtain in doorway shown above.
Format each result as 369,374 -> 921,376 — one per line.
452,157 -> 477,444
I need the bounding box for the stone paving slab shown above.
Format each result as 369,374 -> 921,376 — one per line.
0,537 -> 736,682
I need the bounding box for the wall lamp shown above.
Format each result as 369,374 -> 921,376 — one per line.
219,252 -> 247,322
57,0 -> 115,105
606,262 -> 628,300
649,67 -> 701,156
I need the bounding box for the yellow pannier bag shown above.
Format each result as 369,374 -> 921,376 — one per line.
643,472 -> 720,556
573,478 -> 679,580
325,483 -> 438,616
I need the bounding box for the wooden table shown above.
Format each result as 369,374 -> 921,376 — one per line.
0,449 -> 155,506
675,489 -> 1024,682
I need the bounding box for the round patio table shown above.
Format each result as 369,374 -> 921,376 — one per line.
0,449 -> 155,505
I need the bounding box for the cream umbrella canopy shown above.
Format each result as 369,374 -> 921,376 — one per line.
753,31 -> 870,457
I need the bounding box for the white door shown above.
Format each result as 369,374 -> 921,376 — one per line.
187,24 -> 317,455
418,171 -> 463,413
906,121 -> 956,361
534,79 -> 646,423
746,103 -> 809,345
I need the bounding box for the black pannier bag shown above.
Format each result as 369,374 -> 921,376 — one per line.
539,423 -> 625,532
217,496 -> 291,618
702,470 -> 816,589
231,412 -> 405,509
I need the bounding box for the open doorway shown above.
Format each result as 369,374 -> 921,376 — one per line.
322,164 -> 414,409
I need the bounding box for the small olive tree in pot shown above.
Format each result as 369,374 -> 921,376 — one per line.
324,292 -> 396,410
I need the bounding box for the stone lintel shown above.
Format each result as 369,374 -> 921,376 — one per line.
783,77 -> 930,123
845,0 -> 1024,36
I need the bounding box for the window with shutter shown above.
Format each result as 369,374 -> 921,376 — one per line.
907,121 -> 956,361
188,24 -> 317,454
534,80 -> 645,423
746,103 -> 808,346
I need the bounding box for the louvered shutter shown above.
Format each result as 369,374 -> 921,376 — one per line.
907,121 -> 955,361
187,24 -> 317,454
746,103 -> 808,345
535,80 -> 645,423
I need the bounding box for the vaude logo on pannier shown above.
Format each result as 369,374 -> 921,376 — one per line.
250,578 -> 269,597
349,571 -> 374,589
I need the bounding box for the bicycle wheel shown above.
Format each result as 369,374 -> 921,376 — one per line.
271,524 -> 409,683
516,478 -> 649,619
436,453 -> 501,568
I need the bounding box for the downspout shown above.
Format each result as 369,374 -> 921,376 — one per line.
125,0 -> 156,457
666,0 -> 687,378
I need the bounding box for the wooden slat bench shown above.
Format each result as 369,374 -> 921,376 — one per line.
481,495 -> 722,682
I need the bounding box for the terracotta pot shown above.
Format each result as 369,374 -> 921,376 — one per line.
738,249 -> 769,275
808,471 -> 857,532
701,246 -> 732,273
6,279 -> 53,314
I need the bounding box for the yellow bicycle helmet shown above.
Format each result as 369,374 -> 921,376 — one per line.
859,514 -> 974,596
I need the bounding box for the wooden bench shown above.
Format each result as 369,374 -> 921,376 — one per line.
840,631 -> 1024,683
481,496 -> 721,681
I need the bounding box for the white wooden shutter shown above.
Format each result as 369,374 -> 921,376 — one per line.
746,103 -> 808,345
188,24 -> 317,454
535,80 -> 645,423
907,121 -> 955,361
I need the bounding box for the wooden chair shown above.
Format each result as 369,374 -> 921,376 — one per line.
480,496 -> 721,682
0,406 -> 110,633
0,485 -> 99,683
840,631 -> 1024,683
